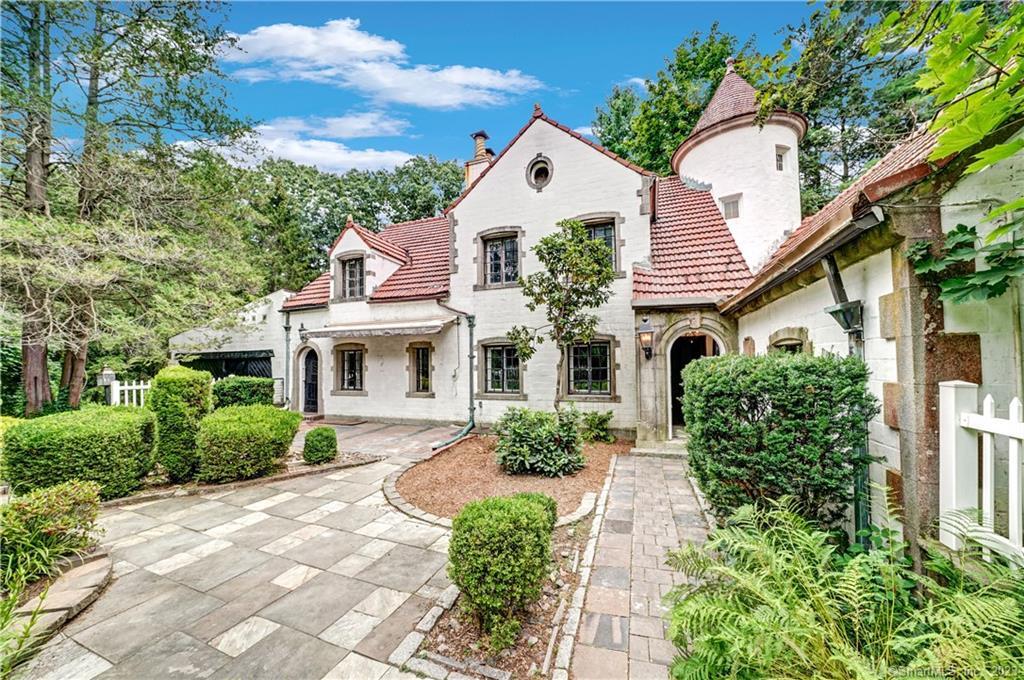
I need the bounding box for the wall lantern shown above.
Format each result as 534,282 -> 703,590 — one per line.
299,323 -> 308,342
637,317 -> 654,359
824,300 -> 863,335
96,365 -> 116,387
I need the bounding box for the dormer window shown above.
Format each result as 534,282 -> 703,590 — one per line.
721,194 -> 741,220
340,256 -> 365,299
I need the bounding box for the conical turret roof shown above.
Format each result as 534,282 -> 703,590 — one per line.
689,58 -> 758,138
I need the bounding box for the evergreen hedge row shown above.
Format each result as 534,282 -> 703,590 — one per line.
3,407 -> 156,499
212,376 -> 275,408
149,365 -> 211,482
682,352 -> 878,528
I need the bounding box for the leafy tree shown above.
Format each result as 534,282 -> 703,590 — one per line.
507,220 -> 616,408
591,85 -> 640,160
591,24 -> 753,174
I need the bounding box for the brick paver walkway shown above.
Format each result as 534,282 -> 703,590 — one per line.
570,456 -> 708,680
17,422 -> 461,680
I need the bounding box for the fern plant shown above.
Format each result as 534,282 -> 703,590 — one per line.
664,498 -> 1024,679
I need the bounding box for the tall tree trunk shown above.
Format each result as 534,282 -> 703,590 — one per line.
41,1 -> 52,190
59,348 -> 73,389
21,319 -> 52,416
23,2 -> 47,214
554,347 -> 564,411
66,343 -> 89,408
78,1 -> 104,219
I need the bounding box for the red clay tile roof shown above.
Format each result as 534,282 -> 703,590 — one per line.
445,105 -> 654,215
690,69 -> 759,138
282,215 -> 450,309
722,127 -> 945,310
371,216 -> 451,302
281,272 -> 331,310
633,176 -> 753,301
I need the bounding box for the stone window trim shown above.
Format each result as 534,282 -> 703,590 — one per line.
331,342 -> 368,396
475,337 -> 527,401
473,226 -> 525,291
526,153 -> 553,192
720,193 -> 742,221
405,341 -> 435,399
768,326 -> 812,354
569,211 -> 627,278
332,250 -> 373,303
775,145 -> 790,172
559,334 -> 622,403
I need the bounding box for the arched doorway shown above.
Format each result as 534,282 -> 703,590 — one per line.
668,334 -> 719,437
302,349 -> 319,413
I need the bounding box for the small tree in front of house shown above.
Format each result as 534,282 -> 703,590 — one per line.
507,219 -> 616,408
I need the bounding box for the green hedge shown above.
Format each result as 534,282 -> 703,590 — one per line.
303,426 -> 337,465
580,410 -> 615,443
682,353 -> 878,527
196,405 -> 302,483
447,495 -> 552,651
3,407 -> 156,499
212,376 -> 275,408
0,480 -> 100,592
494,407 -> 585,477
149,365 -> 211,482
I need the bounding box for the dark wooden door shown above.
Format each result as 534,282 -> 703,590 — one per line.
303,351 -> 318,413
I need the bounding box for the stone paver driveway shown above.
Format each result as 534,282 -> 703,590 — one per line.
18,422 -> 461,680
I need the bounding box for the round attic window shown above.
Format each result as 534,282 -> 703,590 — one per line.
526,155 -> 552,190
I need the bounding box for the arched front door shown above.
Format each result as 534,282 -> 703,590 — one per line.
303,350 -> 319,413
669,334 -> 719,436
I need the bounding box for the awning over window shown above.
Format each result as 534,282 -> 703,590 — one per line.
302,315 -> 456,339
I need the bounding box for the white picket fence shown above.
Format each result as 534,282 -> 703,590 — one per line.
108,377 -> 283,406
939,380 -> 1023,559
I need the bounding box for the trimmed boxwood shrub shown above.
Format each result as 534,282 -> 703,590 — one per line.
3,407 -> 156,499
149,365 -> 212,482
682,352 -> 878,527
212,376 -> 275,408
303,426 -> 337,465
513,492 -> 558,531
0,480 -> 100,592
196,405 -> 302,483
447,495 -> 551,651
494,406 -> 585,477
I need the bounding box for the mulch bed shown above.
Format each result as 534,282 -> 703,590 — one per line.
396,434 -> 632,517
421,524 -> 585,677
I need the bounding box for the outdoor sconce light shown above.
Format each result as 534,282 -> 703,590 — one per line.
637,317 -> 654,359
96,365 -> 116,387
298,323 -> 308,342
825,300 -> 863,335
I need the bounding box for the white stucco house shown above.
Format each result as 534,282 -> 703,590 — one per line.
175,61 -> 1023,546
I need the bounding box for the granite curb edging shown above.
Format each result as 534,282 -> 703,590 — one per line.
101,454 -> 384,509
687,475 -> 718,530
382,435 -> 599,530
12,549 -> 113,658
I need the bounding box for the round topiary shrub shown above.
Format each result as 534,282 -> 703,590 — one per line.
212,376 -> 275,409
682,352 -> 879,528
494,406 -> 585,477
303,426 -> 337,465
196,405 -> 302,483
447,495 -> 551,651
149,365 -> 212,482
3,407 -> 156,499
513,492 -> 558,532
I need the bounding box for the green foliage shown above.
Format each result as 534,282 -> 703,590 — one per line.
212,376 -> 275,409
507,219 -> 616,407
196,405 -> 301,483
447,495 -> 551,650
494,407 -> 585,478
683,353 -> 878,527
149,365 -> 212,483
580,410 -> 615,443
3,408 -> 156,499
512,492 -> 558,532
0,480 -> 101,593
303,426 -> 337,465
1,575 -> 45,675
592,24 -> 751,174
665,498 -> 1024,679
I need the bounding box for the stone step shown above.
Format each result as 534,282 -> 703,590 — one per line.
629,447 -> 688,459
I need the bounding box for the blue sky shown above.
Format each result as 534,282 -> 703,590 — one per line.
221,2 -> 815,172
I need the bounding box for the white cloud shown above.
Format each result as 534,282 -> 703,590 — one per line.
255,134 -> 412,173
263,112 -> 410,139
625,77 -> 647,88
225,17 -> 543,109
573,126 -> 594,136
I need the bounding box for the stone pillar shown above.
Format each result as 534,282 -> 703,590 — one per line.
885,204 -> 982,564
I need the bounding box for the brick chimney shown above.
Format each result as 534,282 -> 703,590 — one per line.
464,130 -> 492,188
